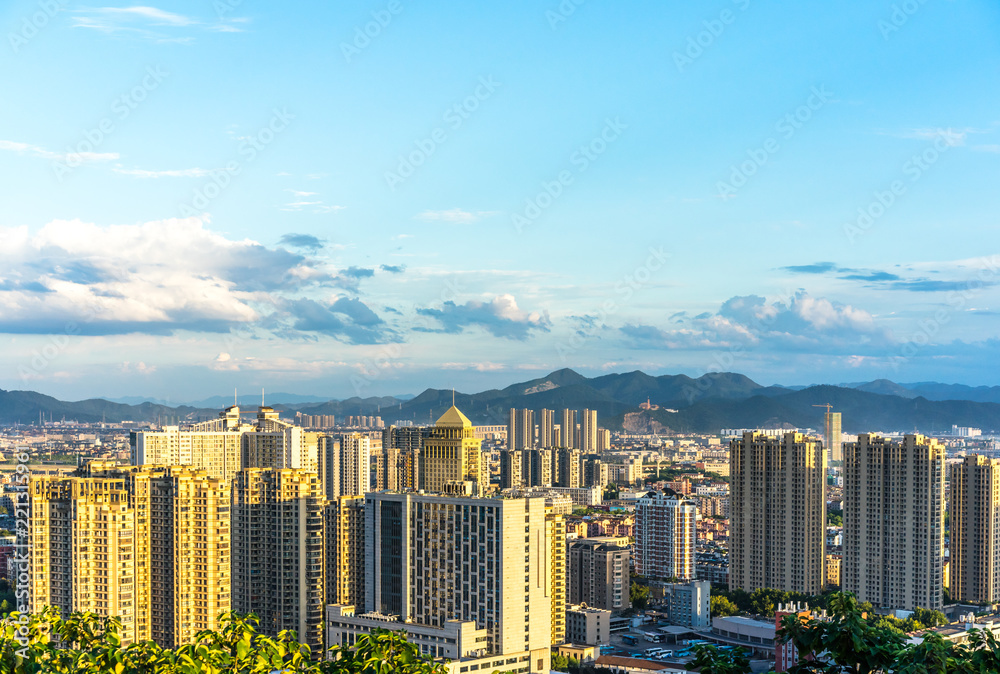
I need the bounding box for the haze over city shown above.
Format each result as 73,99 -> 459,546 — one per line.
1,1 -> 998,402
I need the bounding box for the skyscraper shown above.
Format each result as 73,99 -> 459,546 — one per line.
508,408 -> 535,450
824,412 -> 843,463
634,491 -> 697,580
420,406 -> 487,495
560,409 -> 577,449
132,405 -> 246,482
843,434 -> 945,611
500,449 -> 526,489
729,432 -> 826,594
318,432 -> 371,499
325,495 -> 366,609
29,463 -> 231,648
363,493 -> 554,660
231,468 -> 325,651
950,455 -> 1000,604
581,409 -> 598,453
539,409 -> 555,449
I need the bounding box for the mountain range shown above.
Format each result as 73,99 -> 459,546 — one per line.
2,370 -> 999,435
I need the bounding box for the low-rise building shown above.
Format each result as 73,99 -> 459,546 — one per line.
565,605 -> 612,646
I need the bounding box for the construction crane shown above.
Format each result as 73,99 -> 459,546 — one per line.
813,403 -> 833,414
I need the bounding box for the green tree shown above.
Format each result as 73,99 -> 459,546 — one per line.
551,652 -> 569,672
0,607 -> 445,674
689,644 -> 750,674
630,582 -> 651,610
710,595 -> 739,617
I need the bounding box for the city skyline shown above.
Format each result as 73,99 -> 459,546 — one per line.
2,2 -> 999,400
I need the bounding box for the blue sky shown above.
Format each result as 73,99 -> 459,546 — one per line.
1,0 -> 999,402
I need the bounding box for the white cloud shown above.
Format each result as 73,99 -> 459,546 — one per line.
113,166 -> 211,178
0,218 -> 328,336
0,139 -> 119,164
416,209 -> 499,224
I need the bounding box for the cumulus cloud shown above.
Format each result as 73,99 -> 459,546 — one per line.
417,294 -> 550,340
621,291 -> 891,354
276,297 -> 393,345
0,218 -> 335,336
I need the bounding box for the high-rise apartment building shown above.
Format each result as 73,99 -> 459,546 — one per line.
950,455 -> 1000,604
420,406 -> 487,495
560,410 -> 577,449
580,409 -> 598,453
539,409 -> 555,449
634,491 -> 697,580
29,463 -> 231,648
325,495 -> 366,608
500,449 -> 526,489
843,434 -> 945,611
597,429 -> 611,452
318,432 -> 371,499
555,449 -> 581,488
567,538 -> 631,612
133,405 -> 321,481
508,408 -> 535,450
824,412 -> 843,463
242,406 -> 321,473
132,406 -> 246,482
729,432 -> 826,594
362,492 -> 555,666
231,469 -> 325,651
382,425 -> 428,491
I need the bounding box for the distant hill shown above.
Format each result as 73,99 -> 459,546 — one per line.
2,370 -> 1000,434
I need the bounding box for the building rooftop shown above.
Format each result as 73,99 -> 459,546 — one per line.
436,406 -> 472,428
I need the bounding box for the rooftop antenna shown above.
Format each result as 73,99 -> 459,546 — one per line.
234,387 -> 238,407
452,389 -> 455,406
261,387 -> 265,407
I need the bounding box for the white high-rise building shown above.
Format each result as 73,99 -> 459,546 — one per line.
635,491 -> 697,580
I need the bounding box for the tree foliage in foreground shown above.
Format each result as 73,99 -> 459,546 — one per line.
697,592 -> 1000,674
0,607 -> 446,674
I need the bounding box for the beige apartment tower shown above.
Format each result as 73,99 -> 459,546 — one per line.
729,432 -> 826,594
325,495 -> 366,608
231,468 -> 325,652
824,412 -> 843,463
949,455 -> 1000,604
29,463 -> 231,648
843,434 -> 945,611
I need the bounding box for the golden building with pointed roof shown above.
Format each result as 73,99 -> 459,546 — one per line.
420,405 -> 488,495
